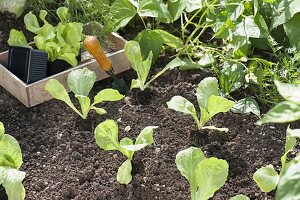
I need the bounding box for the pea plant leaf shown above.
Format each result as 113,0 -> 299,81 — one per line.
231,97 -> 260,118
271,0 -> 300,30
94,119 -> 157,184
283,13 -> 300,49
195,158 -> 229,200
253,164 -> 280,192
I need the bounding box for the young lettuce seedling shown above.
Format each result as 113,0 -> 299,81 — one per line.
94,119 -> 158,184
45,68 -> 124,119
176,147 -> 228,200
167,77 -> 235,132
253,126 -> 300,200
0,122 -> 25,200
124,40 -> 186,91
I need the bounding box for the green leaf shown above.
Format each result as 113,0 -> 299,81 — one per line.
195,158 -> 229,200
207,95 -> 235,118
67,68 -> 96,96
135,29 -> 164,61
258,101 -> 300,124
7,29 -> 29,48
231,97 -> 260,118
196,77 -> 218,109
176,147 -> 205,200
201,126 -> 229,132
0,166 -> 25,200
38,10 -> 48,24
229,194 -> 250,200
24,11 -> 41,34
125,41 -> 153,90
271,0 -> 300,29
91,107 -> 107,115
138,0 -> 170,19
93,89 -> 124,105
281,126 -> 298,172
45,79 -> 84,117
234,16 -> 268,38
275,80 -> 300,104
109,0 -> 136,31
0,122 -> 4,140
176,147 -> 205,182
253,164 -> 279,192
0,0 -> 26,18
153,29 -> 183,49
145,57 -> 186,88
56,7 -> 69,23
0,135 -> 23,169
136,126 -> 157,146
166,0 -> 186,22
117,159 -> 132,184
276,161 -> 300,200
76,95 -> 91,119
57,53 -> 77,67
167,96 -> 197,116
119,137 -> 134,159
94,119 -> 120,151
185,0 -> 202,12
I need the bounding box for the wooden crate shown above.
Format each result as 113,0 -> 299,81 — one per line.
0,33 -> 131,107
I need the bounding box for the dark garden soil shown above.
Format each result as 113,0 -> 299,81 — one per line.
0,13 -> 291,200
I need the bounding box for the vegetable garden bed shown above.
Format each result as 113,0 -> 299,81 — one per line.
1,1 -> 300,200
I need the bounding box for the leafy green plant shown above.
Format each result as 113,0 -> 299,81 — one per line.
8,7 -> 83,67
125,40 -> 185,91
257,80 -> 300,124
253,127 -> 300,200
45,68 -> 124,119
0,0 -> 27,18
176,147 -> 228,200
94,119 -> 157,184
0,122 -> 26,200
167,77 -> 235,132
229,195 -> 250,200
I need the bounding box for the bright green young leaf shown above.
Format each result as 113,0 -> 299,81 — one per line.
276,161 -> 300,200
56,7 -> 69,22
94,119 -> 120,151
196,77 -> 218,109
229,194 -> 250,200
135,29 -> 164,61
135,126 -> 157,146
67,68 -> 96,96
24,11 -> 41,34
117,159 -> 132,185
0,122 -> 4,140
0,135 -> 23,169
91,107 -> 107,115
195,158 -> 229,200
176,147 -> 205,200
0,167 -> 25,200
231,97 -> 260,118
207,95 -> 235,118
109,0 -> 136,31
167,96 -> 197,116
197,53 -> 216,68
0,0 -> 26,18
185,0 -> 202,12
253,164 -> 279,192
119,137 -> 134,159
125,41 -> 153,90
76,95 -> 91,119
281,127 -> 299,172
166,0 -> 186,22
258,101 -> 300,124
271,0 -> 300,29
153,29 -> 183,49
275,80 -> 300,104
138,0 -> 170,19
7,29 -> 29,48
93,89 -> 124,105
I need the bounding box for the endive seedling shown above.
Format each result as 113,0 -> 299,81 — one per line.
167,77 -> 235,132
94,119 -> 158,184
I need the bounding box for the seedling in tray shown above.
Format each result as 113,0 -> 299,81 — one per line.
167,77 -> 235,132
45,68 -> 124,119
95,119 -> 158,184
